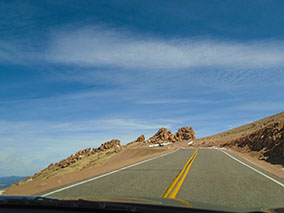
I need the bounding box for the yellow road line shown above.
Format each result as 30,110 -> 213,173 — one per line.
168,150 -> 198,198
162,149 -> 199,198
162,149 -> 197,198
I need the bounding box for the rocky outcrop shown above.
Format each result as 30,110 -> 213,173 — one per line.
136,135 -> 145,143
175,127 -> 196,141
25,139 -> 121,182
124,135 -> 146,148
147,128 -> 177,144
97,139 -> 120,151
223,120 -> 284,165
147,127 -> 196,144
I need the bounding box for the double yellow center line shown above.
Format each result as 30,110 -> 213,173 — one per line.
163,149 -> 199,199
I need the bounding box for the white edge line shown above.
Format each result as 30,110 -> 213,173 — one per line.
219,149 -> 284,188
41,148 -> 180,197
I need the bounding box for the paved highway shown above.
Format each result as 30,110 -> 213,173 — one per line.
40,148 -> 284,209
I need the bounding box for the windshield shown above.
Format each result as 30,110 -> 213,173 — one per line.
1,1 -> 284,212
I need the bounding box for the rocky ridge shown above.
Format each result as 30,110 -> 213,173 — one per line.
147,127 -> 195,144
124,135 -> 146,148
176,127 -> 196,141
196,111 -> 284,166
222,120 -> 284,165
17,140 -> 122,185
52,139 -> 121,169
15,126 -> 195,186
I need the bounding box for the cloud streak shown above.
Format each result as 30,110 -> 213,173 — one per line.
0,39 -> 43,64
234,102 -> 284,111
135,98 -> 219,105
0,118 -> 176,139
45,26 -> 284,70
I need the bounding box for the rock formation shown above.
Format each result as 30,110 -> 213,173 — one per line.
136,135 -> 145,142
224,120 -> 284,165
24,139 -> 121,182
175,127 -> 196,141
147,128 -> 176,144
97,139 -> 120,151
147,127 -> 195,144
124,135 -> 146,148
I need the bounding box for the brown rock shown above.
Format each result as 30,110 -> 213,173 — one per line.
47,163 -> 55,170
231,120 -> 284,164
91,148 -> 98,154
28,139 -> 121,181
175,127 -> 196,141
114,147 -> 121,153
168,134 -> 176,142
136,135 -> 145,142
148,128 -> 175,144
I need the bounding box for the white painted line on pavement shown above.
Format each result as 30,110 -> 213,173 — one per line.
219,149 -> 284,188
42,148 -> 180,197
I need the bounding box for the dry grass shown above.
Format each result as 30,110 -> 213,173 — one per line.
24,148 -> 119,183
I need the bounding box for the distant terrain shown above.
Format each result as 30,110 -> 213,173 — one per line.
0,176 -> 26,189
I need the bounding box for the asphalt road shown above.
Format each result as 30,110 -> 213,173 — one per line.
41,148 -> 284,209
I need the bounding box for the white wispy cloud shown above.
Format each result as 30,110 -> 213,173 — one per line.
0,118 -> 172,135
0,148 -> 38,177
234,102 -> 284,111
0,41 -> 26,64
135,98 -> 218,105
0,39 -> 42,64
45,26 -> 284,70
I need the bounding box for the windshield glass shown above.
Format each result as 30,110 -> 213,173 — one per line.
1,1 -> 284,212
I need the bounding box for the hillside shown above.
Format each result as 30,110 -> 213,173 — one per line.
196,111 -> 284,165
3,126 -> 195,195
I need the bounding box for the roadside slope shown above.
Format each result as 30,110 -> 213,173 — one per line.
195,111 -> 284,178
3,125 -> 196,196
3,147 -> 172,196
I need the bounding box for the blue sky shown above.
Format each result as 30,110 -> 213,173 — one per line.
1,0 -> 284,177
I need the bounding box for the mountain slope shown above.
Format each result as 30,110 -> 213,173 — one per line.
3,126 -> 195,195
196,111 -> 284,165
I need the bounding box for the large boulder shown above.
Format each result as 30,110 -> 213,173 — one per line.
98,139 -> 120,150
175,127 -> 196,141
136,135 -> 145,142
147,128 -> 176,144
